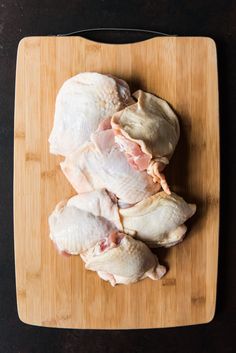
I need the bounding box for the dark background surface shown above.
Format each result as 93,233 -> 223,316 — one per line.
0,0 -> 236,352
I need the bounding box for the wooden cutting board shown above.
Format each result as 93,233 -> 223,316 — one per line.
14,36 -> 219,329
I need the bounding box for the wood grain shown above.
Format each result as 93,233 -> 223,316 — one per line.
14,36 -> 219,328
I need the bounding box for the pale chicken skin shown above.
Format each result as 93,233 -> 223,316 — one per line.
81,232 -> 166,286
49,189 -> 122,255
111,90 -> 180,194
49,72 -> 133,156
120,191 -> 196,247
67,189 -> 122,229
61,129 -> 161,205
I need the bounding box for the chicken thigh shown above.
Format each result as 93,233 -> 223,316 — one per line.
61,129 -> 161,205
49,72 -> 132,156
111,90 -> 180,194
49,189 -> 122,255
81,232 -> 166,286
120,191 -> 196,247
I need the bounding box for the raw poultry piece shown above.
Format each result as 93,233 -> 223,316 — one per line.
67,188 -> 122,229
111,90 -> 180,194
120,191 -> 196,247
49,72 -> 133,156
61,129 -> 161,205
49,189 -> 122,255
81,232 -> 166,286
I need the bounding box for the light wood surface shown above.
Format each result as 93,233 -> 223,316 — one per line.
14,36 -> 219,328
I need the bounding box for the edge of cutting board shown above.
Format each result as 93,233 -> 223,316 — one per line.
14,36 -> 219,329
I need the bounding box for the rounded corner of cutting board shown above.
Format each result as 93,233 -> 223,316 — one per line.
16,306 -> 32,327
205,311 -> 216,325
17,36 -> 36,52
202,36 -> 217,49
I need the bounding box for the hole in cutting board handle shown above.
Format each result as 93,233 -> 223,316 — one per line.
56,27 -> 176,44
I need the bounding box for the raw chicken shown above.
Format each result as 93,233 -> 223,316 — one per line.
49,189 -> 195,254
120,191 -> 196,247
49,189 -> 122,255
48,71 -> 196,287
49,72 -> 133,156
111,90 -> 180,194
61,129 -> 161,205
67,188 -> 122,229
81,232 -> 166,286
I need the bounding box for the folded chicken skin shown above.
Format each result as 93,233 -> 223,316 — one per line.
81,232 -> 166,286
120,191 -> 196,247
111,90 -> 180,194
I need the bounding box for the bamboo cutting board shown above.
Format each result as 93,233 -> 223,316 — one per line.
14,36 -> 219,329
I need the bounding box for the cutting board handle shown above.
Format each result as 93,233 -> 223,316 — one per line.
56,27 -> 176,43
57,27 -> 174,36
